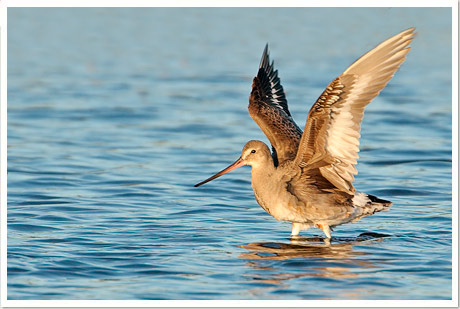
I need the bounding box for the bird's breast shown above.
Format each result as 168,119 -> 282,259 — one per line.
250,170 -> 302,222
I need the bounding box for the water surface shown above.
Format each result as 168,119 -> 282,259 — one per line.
7,7 -> 452,300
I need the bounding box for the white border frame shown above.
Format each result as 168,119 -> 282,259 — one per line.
1,0 -> 7,307
451,1 -> 459,308
0,0 -> 458,308
1,299 -> 458,307
0,0 -> 458,7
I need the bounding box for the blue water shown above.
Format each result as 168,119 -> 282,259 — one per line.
7,8 -> 452,300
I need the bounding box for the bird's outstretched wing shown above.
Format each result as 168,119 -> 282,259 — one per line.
249,44 -> 303,165
294,28 -> 416,194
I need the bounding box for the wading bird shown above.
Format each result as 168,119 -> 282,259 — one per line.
195,28 -> 415,240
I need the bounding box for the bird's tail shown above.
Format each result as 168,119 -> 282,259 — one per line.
351,193 -> 392,222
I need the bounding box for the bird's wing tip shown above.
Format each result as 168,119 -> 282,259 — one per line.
260,43 -> 270,68
403,27 -> 417,39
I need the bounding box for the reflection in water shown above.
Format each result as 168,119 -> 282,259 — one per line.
239,235 -> 386,289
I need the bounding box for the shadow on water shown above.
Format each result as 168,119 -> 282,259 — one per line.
238,233 -> 390,284
240,232 -> 390,259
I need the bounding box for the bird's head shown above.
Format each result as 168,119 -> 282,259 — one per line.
194,140 -> 271,187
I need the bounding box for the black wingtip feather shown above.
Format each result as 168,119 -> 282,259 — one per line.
254,45 -> 291,117
260,43 -> 270,69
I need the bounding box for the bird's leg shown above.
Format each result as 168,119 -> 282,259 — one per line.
291,223 -> 312,238
291,222 -> 301,236
316,223 -> 332,240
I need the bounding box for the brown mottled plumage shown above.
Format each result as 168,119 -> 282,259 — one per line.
195,28 -> 415,240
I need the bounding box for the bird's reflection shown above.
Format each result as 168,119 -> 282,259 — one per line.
239,233 -> 388,288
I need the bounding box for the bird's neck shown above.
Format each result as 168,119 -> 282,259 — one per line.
250,157 -> 278,216
250,156 -> 276,182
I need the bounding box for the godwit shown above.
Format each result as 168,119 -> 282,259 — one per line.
195,28 -> 415,240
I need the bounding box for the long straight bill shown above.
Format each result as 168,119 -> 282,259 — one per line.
194,157 -> 245,187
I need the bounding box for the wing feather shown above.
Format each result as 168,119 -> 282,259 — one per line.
249,44 -> 303,165
294,28 -> 416,194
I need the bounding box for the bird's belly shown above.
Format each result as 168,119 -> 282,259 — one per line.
252,184 -> 353,226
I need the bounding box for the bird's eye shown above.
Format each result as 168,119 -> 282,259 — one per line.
251,150 -> 256,154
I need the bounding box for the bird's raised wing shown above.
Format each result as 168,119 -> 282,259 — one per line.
294,28 -> 416,194
249,44 -> 303,165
